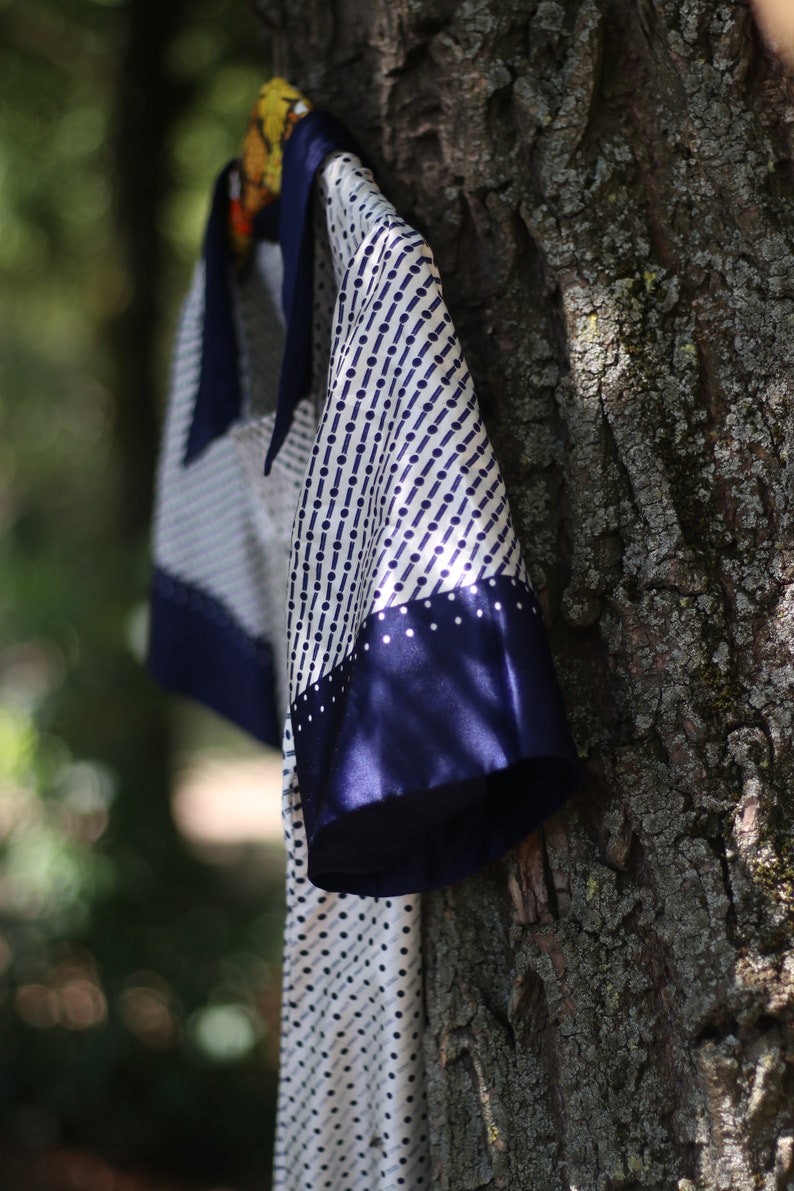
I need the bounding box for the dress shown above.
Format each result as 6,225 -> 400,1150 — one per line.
149,111 -> 578,1191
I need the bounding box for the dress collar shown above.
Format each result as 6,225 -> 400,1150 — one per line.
184,109 -> 363,471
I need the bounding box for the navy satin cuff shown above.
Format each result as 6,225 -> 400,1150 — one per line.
291,576 -> 579,895
148,568 -> 280,745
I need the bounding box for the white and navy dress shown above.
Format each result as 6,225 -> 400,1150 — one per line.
149,110 -> 578,1191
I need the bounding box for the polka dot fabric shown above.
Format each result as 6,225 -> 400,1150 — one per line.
284,155 -> 577,897
273,154 -> 433,1191
289,159 -> 527,696
273,720 -> 429,1191
150,140 -> 578,1191
148,249 -> 286,741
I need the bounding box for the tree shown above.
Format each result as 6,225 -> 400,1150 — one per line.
251,1 -> 794,1187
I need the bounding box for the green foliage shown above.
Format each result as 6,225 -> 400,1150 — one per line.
0,0 -> 281,1184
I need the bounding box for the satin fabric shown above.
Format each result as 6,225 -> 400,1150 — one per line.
293,577 -> 578,895
149,568 -> 279,744
183,111 -> 363,469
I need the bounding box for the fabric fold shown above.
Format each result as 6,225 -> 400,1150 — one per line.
183,112 -> 363,469
283,153 -> 580,894
292,578 -> 578,894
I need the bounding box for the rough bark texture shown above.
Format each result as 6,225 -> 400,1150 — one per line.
253,1 -> 794,1187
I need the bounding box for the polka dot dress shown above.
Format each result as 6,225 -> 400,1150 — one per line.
151,142 -> 577,1191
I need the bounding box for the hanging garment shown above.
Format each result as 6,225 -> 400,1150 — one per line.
149,106 -> 578,1191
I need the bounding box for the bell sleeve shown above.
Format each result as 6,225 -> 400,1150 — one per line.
287,216 -> 579,896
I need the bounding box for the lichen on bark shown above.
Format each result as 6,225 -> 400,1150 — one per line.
254,0 -> 794,1186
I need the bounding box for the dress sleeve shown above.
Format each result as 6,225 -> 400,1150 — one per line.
287,217 -> 579,896
148,249 -> 285,745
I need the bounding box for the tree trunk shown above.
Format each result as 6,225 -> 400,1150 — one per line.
254,1 -> 794,1186
110,0 -> 191,535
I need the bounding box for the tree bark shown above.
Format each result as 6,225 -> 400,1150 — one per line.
253,1 -> 794,1186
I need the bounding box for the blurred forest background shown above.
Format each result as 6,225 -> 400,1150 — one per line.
0,0 -> 285,1187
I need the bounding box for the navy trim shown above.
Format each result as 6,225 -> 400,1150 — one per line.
264,111 -> 365,475
184,113 -> 364,469
185,163 -> 281,464
291,577 -> 579,895
148,568 -> 280,746
185,162 -> 246,464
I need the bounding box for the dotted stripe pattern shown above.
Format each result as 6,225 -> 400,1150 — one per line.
151,244 -> 288,659
311,188 -> 337,409
320,158 -> 397,290
272,154 -> 448,1190
273,721 -> 429,1191
288,154 -> 527,702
